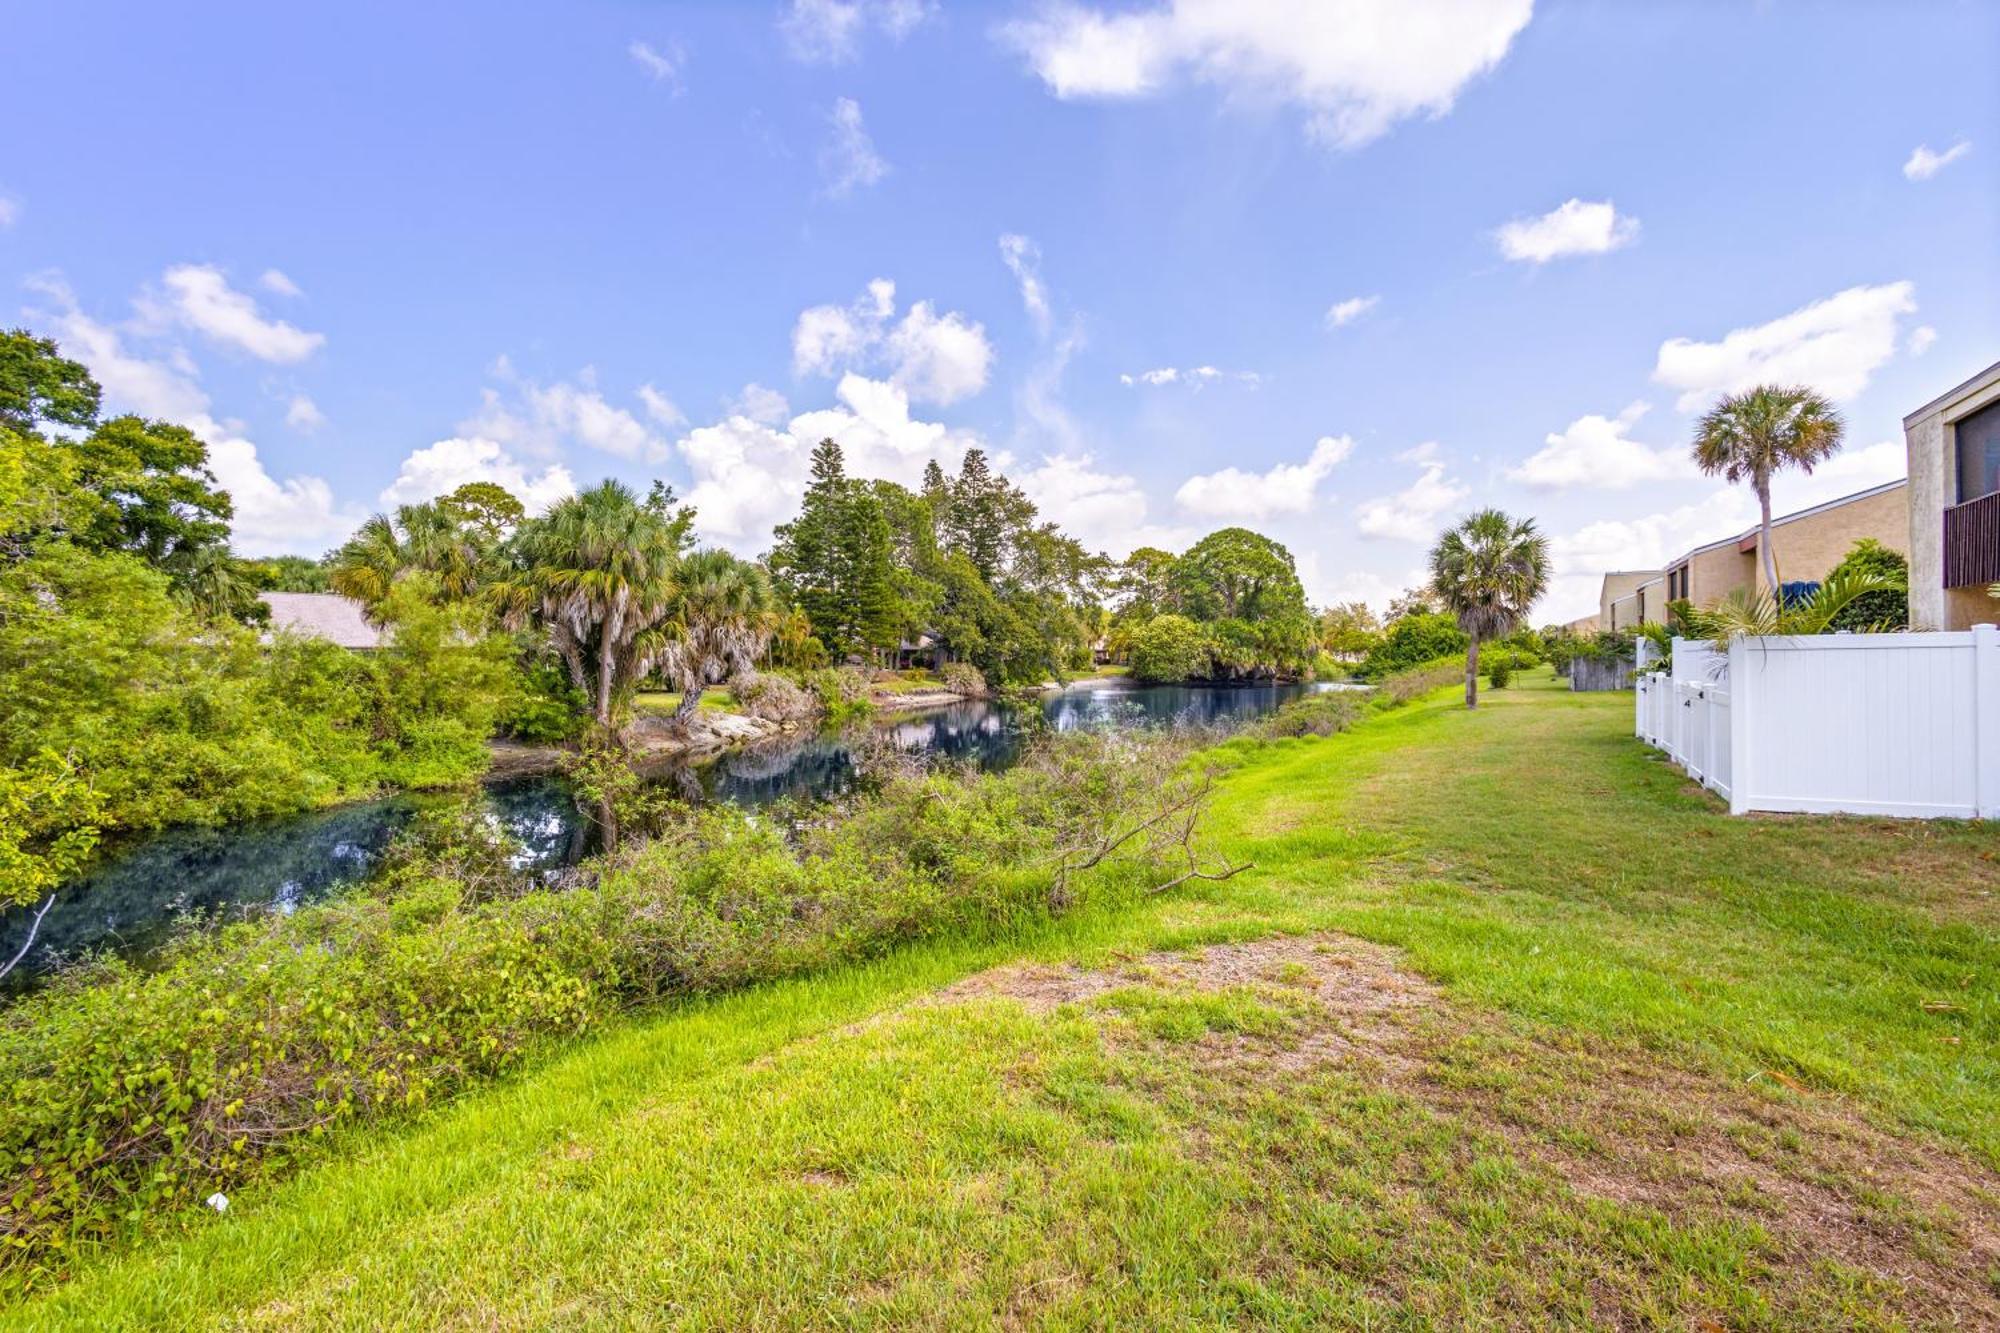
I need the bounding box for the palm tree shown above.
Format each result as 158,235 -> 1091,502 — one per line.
328,502 -> 488,617
492,480 -> 682,732
328,513 -> 406,609
1692,385 -> 1844,592
659,550 -> 777,722
1428,509 -> 1550,709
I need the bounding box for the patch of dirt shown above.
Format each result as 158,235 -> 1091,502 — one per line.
941,931 -> 2000,1326
936,933 -> 1435,1021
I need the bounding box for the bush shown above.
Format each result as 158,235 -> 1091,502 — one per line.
804,666 -> 873,719
1356,612 -> 1467,680
1486,657 -> 1513,689
0,734 -> 1213,1287
1130,613 -> 1212,682
1823,538 -> 1909,632
729,671 -> 817,723
1255,691 -> 1367,738
939,660 -> 988,698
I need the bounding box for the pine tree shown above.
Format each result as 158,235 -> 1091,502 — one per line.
768,439 -> 849,655
948,449 -> 1008,581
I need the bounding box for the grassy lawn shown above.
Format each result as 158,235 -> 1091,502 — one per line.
19,671 -> 2000,1328
630,688 -> 736,715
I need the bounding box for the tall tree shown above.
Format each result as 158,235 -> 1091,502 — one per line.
767,439 -> 902,662
493,480 -> 682,731
659,550 -> 777,721
1691,385 -> 1844,592
1427,509 -> 1550,709
0,329 -> 100,435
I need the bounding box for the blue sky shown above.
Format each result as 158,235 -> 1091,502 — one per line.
4,0 -> 1995,620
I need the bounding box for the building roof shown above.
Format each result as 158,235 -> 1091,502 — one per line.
1667,478 -> 1907,567
1901,358 -> 2000,427
259,592 -> 383,649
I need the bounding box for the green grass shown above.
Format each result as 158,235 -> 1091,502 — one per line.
630,688 -> 736,715
17,669 -> 2000,1328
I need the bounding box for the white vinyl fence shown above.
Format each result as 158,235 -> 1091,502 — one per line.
1635,625 -> 2000,819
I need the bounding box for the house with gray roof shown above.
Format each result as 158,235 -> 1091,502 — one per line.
258,592 -> 383,649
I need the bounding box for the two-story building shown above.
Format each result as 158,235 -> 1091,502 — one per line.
1592,478 -> 1909,629
1903,358 -> 2000,631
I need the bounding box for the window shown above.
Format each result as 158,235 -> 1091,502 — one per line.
1957,398 -> 2000,503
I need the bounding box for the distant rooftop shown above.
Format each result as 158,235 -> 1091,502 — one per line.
259,592 -> 382,649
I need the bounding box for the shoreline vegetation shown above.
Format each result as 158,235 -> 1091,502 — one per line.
11,663 -> 1996,1327
0,658 -> 1455,1292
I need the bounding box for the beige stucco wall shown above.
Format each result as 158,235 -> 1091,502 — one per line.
1905,409 -> 1950,629
1681,543 -> 1755,606
1598,571 -> 1658,628
1905,363 -> 2000,630
1751,482 -> 1909,593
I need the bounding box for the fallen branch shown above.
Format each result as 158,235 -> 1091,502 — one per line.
0,894 -> 55,983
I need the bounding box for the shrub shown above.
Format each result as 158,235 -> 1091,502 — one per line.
1486,657 -> 1513,689
939,660 -> 988,698
0,734 -> 1218,1286
1356,613 -> 1467,680
1255,691 -> 1366,738
729,671 -> 817,723
1823,538 -> 1909,632
1130,613 -> 1212,683
804,666 -> 873,720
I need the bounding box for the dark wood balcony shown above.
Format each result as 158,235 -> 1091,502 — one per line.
1943,489 -> 2000,588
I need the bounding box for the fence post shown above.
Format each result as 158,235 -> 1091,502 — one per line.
1727,636 -> 1750,815
1976,624 -> 1999,820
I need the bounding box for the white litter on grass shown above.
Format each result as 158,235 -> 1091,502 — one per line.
206,1193 -> 229,1213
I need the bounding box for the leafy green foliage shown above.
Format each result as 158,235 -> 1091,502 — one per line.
1822,538 -> 1909,632
0,734 -> 1206,1284
493,480 -> 693,728
0,753 -> 103,911
1130,613 -> 1211,683
0,330 -> 99,435
659,550 -> 777,721
1354,612 -> 1467,679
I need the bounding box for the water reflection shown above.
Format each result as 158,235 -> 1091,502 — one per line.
4,680 -> 1330,982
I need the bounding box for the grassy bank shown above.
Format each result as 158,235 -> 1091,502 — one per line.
15,670 -> 1999,1328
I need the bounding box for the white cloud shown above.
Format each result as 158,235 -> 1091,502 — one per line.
26,276 -> 359,554
820,97 -> 889,196
781,0 -> 931,63
1175,434 -> 1353,519
285,394 -> 327,432
1325,294 -> 1378,328
155,264 -> 326,364
637,383 -> 684,428
1118,364 -> 1260,388
674,372 -> 979,548
1494,198 -> 1639,264
629,39 -> 685,90
0,195 -> 18,228
1354,447 -> 1468,541
791,279 -> 991,406
462,366 -> 669,462
259,268 -> 303,298
884,301 -> 993,405
1907,325 -> 1938,357
1018,453 -> 1151,545
380,437 -> 575,515
1508,402 -> 1688,490
1903,140 -> 1971,181
1000,0 -> 1532,149
999,233 -> 1051,335
1652,281 -> 1916,411
728,382 -> 791,426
